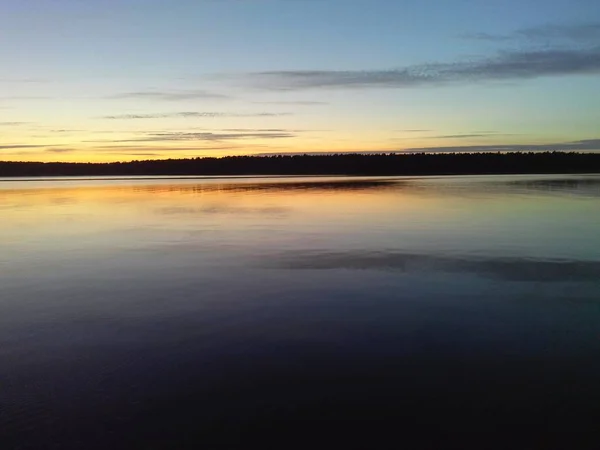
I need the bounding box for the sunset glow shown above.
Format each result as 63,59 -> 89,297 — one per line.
1,0 -> 599,162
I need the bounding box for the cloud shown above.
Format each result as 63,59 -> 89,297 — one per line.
45,148 -> 75,153
247,46 -> 600,90
403,138 -> 600,153
223,128 -> 291,132
50,129 -> 85,133
398,129 -> 432,133
460,32 -> 513,42
463,22 -> 600,43
0,144 -> 52,150
93,130 -> 296,143
253,101 -> 328,105
91,145 -> 245,151
0,122 -> 31,126
255,138 -> 600,156
423,132 -> 517,139
109,90 -> 230,101
110,153 -> 160,157
253,150 -> 405,156
427,134 -> 491,139
221,128 -> 314,132
102,111 -> 292,119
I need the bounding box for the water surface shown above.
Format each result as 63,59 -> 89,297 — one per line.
1,175 -> 600,448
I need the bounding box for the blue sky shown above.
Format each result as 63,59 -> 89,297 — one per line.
1,0 -> 599,161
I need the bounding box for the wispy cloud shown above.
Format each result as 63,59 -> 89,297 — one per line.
91,145 -> 247,151
246,23 -> 600,92
426,134 -> 489,139
424,132 -> 517,139
255,138 -> 600,156
109,90 -> 230,101
50,129 -> 85,133
45,148 -> 76,153
109,153 -> 160,157
248,45 -> 600,90
253,100 -> 328,105
254,150 -> 405,156
102,111 -> 292,119
0,144 -> 52,150
0,122 -> 31,126
398,129 -> 432,133
110,152 -> 160,156
462,22 -> 600,43
221,128 -> 313,132
92,130 -> 296,143
403,138 -> 600,153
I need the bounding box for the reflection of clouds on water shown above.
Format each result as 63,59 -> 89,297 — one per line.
235,180 -> 402,193
494,177 -> 600,198
182,175 -> 600,198
416,175 -> 600,199
156,205 -> 289,216
265,250 -> 600,282
4,175 -> 599,203
139,179 -> 402,195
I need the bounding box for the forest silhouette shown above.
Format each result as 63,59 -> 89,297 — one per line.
1,152 -> 600,177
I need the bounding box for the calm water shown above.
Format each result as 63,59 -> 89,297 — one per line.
1,175 -> 600,448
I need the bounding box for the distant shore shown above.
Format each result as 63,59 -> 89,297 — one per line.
2,152 -> 600,177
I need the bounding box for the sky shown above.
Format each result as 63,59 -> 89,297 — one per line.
1,0 -> 599,162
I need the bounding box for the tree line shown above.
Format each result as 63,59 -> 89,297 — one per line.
1,152 -> 600,177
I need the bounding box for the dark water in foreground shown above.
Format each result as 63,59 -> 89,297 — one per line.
1,175 -> 600,449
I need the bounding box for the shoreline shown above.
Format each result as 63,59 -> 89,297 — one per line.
2,152 -> 600,177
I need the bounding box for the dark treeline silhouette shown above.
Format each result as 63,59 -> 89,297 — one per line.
2,152 -> 600,177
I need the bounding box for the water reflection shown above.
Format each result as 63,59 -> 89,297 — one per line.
2,174 -> 599,204
1,174 -> 600,449
265,250 -> 600,282
478,177 -> 600,199
156,205 -> 290,216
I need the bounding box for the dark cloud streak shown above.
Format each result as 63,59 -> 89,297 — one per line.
109,90 -> 230,101
0,144 -> 54,150
93,131 -> 296,143
90,145 -> 247,152
253,100 -> 328,105
399,129 -> 432,133
462,22 -> 600,43
404,139 -> 600,153
423,132 -> 518,139
249,35 -> 600,91
427,134 -> 491,139
46,148 -> 76,153
102,111 -> 292,119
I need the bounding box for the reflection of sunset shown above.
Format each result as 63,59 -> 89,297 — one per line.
0,178 -> 450,252
3,176 -> 588,239
5,175 -> 596,261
